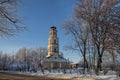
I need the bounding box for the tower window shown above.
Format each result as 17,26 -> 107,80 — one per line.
54,40 -> 56,44
54,48 -> 56,52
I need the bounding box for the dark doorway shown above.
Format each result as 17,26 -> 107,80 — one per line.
53,62 -> 59,69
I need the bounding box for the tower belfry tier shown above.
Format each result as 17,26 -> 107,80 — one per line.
47,27 -> 59,57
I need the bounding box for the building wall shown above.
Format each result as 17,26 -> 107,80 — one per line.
44,62 -> 67,69
44,62 -> 51,69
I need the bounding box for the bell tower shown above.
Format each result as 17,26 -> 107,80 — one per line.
46,26 -> 59,57
44,26 -> 68,69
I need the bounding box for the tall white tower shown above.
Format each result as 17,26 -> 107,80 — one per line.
44,26 -> 68,69
46,26 -> 59,58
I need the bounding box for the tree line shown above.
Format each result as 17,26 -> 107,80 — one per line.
0,47 -> 47,72
63,0 -> 120,75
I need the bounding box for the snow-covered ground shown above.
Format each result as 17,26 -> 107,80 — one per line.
2,70 -> 120,80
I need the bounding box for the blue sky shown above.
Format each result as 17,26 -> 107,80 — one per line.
0,0 -> 81,63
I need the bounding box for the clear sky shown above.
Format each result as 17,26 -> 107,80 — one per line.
0,0 -> 81,63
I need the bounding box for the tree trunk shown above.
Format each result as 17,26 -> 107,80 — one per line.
85,58 -> 88,68
93,50 -> 96,70
83,54 -> 86,72
83,54 -> 88,73
97,55 -> 102,71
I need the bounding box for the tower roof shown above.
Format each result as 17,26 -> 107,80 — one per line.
50,26 -> 56,29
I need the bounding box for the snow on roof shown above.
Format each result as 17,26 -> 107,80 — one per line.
70,62 -> 79,64
44,58 -> 67,62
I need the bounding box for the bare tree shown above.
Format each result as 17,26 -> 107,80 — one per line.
16,47 -> 27,62
63,19 -> 90,72
15,47 -> 47,72
0,0 -> 25,37
74,0 -> 120,72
